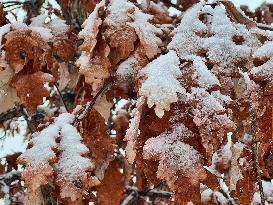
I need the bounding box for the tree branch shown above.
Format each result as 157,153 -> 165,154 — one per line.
74,80 -> 113,124
121,186 -> 173,205
0,106 -> 21,124
250,105 -> 266,205
54,84 -> 68,112
19,104 -> 37,134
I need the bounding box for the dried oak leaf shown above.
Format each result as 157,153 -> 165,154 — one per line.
0,6 -> 7,27
77,34 -> 111,92
52,32 -> 77,63
124,96 -> 145,164
80,0 -> 98,12
116,45 -> 149,94
142,1 -> 173,25
254,3 -> 273,25
55,123 -> 94,203
17,119 -> 60,191
255,103 -> 273,178
143,124 -> 207,204
82,108 -> 114,180
103,0 -> 138,65
78,0 -> 105,57
96,159 -> 125,205
11,71 -> 55,112
4,29 -> 50,73
127,5 -> 163,59
134,103 -> 172,189
189,88 -> 234,159
0,57 -> 20,113
229,143 -> 256,205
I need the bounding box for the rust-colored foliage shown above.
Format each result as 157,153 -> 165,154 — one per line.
0,6 -> 7,27
2,0 -> 273,204
11,72 -> 55,112
82,109 -> 114,178
96,159 -> 125,205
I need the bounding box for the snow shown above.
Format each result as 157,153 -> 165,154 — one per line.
203,6 -> 252,70
124,96 -> 144,164
140,51 -> 185,118
211,91 -> 233,106
55,119 -> 93,201
57,124 -> 91,171
0,117 -> 27,158
190,87 -> 225,116
104,0 -> 133,26
29,26 -> 53,41
19,123 -> 59,170
0,24 -> 10,48
191,56 -> 220,89
143,124 -> 204,185
116,54 -> 139,79
251,41 -> 273,82
127,7 -> 163,59
143,123 -> 193,159
30,14 -> 69,35
168,3 -> 207,59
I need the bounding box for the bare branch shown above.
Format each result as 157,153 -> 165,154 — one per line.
19,104 -> 37,134
54,84 -> 68,112
0,106 -> 21,124
121,186 -> 172,205
74,80 -> 113,124
250,105 -> 266,205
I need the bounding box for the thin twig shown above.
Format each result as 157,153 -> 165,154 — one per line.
54,84 -> 68,112
160,0 -> 185,12
19,104 -> 36,134
5,5 -> 22,12
257,23 -> 273,31
122,186 -> 172,205
74,80 -> 113,124
1,1 -> 27,5
250,105 -> 265,205
121,191 -> 137,205
0,106 -> 21,124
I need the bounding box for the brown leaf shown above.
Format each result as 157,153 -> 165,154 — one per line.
80,0 -> 98,12
5,29 -> 50,73
77,35 -> 111,92
0,6 -> 7,27
103,0 -> 138,65
82,108 -> 114,180
96,159 -> 125,205
11,71 -> 55,112
0,57 -> 20,113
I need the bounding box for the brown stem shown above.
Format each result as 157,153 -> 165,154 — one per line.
250,105 -> 265,205
74,80 -> 113,124
54,84 -> 69,112
19,104 -> 36,134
